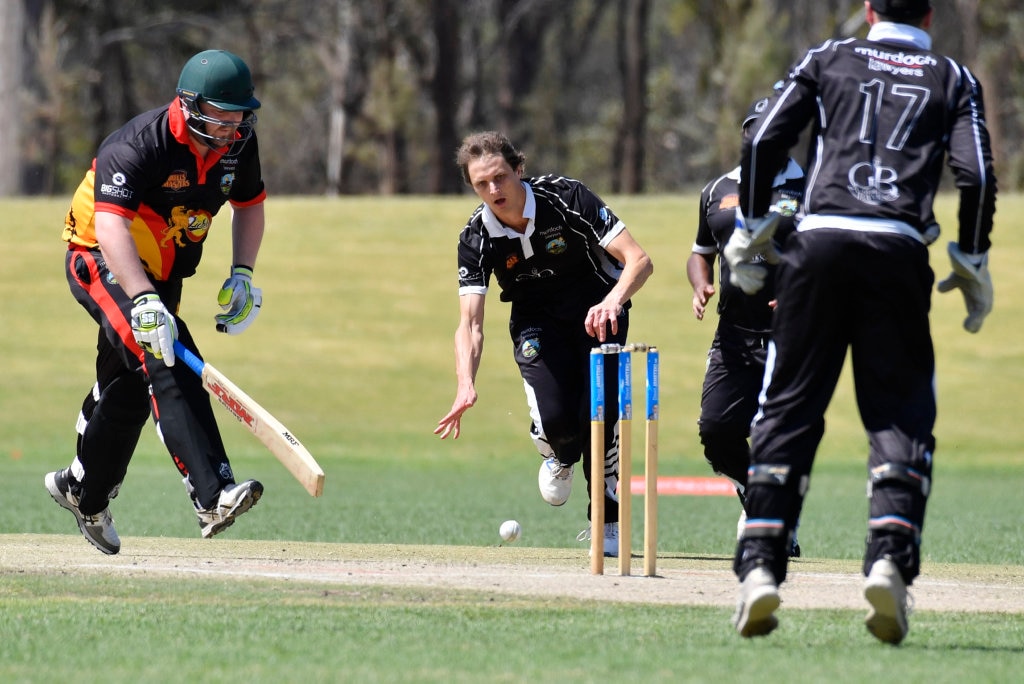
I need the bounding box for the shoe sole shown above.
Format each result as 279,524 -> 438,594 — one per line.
45,473 -> 120,555
201,484 -> 263,539
865,584 -> 907,645
735,586 -> 781,638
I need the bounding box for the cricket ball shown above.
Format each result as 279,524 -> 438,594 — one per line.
499,520 -> 522,543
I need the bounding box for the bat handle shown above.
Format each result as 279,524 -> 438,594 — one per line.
172,340 -> 205,377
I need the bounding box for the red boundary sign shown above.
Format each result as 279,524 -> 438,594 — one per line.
629,476 -> 735,496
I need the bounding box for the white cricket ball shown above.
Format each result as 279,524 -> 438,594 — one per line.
499,520 -> 522,543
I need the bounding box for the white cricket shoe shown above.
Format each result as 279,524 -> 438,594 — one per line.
195,479 -> 264,538
732,566 -> 780,637
578,522 -> 620,558
538,457 -> 573,506
45,468 -> 120,555
864,558 -> 911,645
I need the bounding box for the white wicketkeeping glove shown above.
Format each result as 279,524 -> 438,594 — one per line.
722,209 -> 781,295
216,265 -> 262,335
936,242 -> 992,333
130,292 -> 177,366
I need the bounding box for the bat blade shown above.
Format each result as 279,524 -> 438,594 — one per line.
174,341 -> 325,497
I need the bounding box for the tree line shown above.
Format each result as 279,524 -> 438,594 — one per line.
3,0 -> 1020,197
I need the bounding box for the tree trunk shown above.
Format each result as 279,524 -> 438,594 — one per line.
0,0 -> 24,195
614,0 -> 649,193
430,0 -> 462,194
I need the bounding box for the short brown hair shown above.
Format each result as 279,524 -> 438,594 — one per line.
455,131 -> 526,186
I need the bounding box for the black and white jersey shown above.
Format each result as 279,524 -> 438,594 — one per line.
693,160 -> 804,330
457,175 -> 627,319
740,22 -> 996,254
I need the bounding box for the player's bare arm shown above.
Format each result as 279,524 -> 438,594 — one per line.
435,293 -> 486,439
230,202 -> 265,268
94,211 -> 157,298
686,251 -> 716,320
585,228 -> 653,341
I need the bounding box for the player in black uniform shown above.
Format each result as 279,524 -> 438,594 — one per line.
725,0 -> 996,644
46,50 -> 269,554
435,131 -> 654,556
687,96 -> 804,555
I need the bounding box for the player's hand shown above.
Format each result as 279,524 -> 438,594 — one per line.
722,209 -> 781,294
937,242 -> 992,333
130,292 -> 177,366
692,283 -> 715,320
216,265 -> 262,334
434,388 -> 478,439
585,300 -> 624,342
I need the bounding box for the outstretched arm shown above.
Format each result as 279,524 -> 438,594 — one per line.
585,228 -> 653,340
435,293 -> 486,439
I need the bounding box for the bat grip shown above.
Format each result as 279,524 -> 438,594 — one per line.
172,340 -> 205,377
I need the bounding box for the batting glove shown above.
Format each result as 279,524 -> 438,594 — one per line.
722,209 -> 781,295
937,242 -> 992,333
216,265 -> 262,335
130,292 -> 177,366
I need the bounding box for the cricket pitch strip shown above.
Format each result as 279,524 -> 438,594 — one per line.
2,534 -> 1021,614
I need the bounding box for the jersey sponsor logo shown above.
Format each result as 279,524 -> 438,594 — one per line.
718,194 -> 740,210
546,237 -> 567,255
515,268 -> 555,282
599,206 -> 610,223
847,161 -> 900,205
539,226 -> 563,238
99,184 -> 133,199
855,46 -> 937,77
220,173 -> 235,195
160,206 -> 212,247
162,170 -> 190,191
99,174 -> 134,200
520,338 -> 541,359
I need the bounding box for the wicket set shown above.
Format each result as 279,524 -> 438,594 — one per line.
589,343 -> 659,576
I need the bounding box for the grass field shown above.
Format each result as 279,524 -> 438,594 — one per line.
2,194 -> 1023,682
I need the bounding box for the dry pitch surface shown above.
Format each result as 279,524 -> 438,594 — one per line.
2,534 -> 1022,613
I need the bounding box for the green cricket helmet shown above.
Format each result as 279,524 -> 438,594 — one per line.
176,50 -> 260,154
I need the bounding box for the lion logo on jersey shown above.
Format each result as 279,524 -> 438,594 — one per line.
160,206 -> 211,247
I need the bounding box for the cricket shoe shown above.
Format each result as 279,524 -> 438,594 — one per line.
44,468 -> 120,555
732,566 -> 781,638
864,558 -> 912,645
195,479 -> 264,538
538,457 -> 573,506
578,522 -> 619,558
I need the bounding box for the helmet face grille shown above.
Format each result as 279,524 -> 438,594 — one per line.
177,98 -> 258,157
177,50 -> 260,112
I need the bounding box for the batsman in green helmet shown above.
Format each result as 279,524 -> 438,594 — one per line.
48,50 -> 270,554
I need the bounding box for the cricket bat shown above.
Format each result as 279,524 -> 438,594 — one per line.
173,340 -> 325,497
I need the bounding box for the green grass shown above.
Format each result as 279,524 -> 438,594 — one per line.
2,571 -> 1023,683
2,194 -> 1024,681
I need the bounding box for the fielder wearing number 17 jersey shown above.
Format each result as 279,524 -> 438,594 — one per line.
729,0 -> 996,644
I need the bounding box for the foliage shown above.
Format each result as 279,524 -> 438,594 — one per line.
6,0 -> 1019,196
